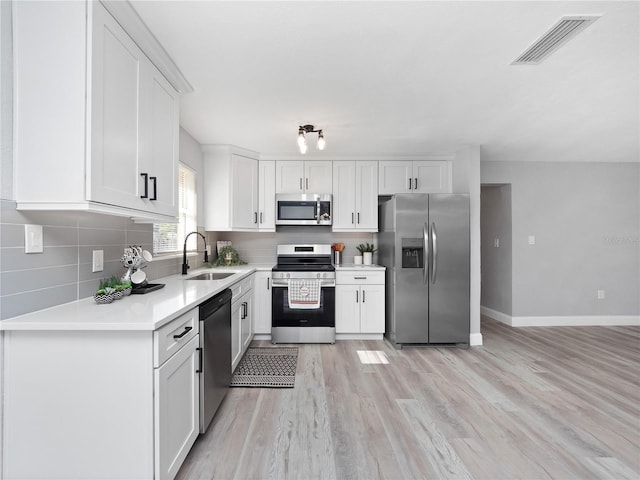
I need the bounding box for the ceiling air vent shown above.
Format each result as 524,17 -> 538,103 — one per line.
512,15 -> 600,65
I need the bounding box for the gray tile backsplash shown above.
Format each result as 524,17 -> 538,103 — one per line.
0,200 -> 195,319
214,228 -> 376,265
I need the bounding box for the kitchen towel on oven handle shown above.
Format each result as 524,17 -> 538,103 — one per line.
287,279 -> 321,309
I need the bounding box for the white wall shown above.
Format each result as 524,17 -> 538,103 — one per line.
481,160 -> 639,326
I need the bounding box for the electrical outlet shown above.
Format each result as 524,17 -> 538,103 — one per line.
528,235 -> 536,245
494,238 -> 500,248
597,290 -> 605,300
93,250 -> 104,272
24,224 -> 44,253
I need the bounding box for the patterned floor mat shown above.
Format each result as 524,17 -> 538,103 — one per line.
231,347 -> 298,388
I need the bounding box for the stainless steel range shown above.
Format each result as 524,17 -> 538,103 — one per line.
271,244 -> 336,344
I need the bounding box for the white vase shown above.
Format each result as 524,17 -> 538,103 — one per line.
354,255 -> 363,265
363,252 -> 373,265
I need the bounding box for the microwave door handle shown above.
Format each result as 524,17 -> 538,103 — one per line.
316,201 -> 320,224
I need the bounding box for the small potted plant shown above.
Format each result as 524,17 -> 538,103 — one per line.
94,278 -> 116,304
356,242 -> 376,265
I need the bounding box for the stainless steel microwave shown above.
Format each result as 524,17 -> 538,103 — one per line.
275,194 -> 332,226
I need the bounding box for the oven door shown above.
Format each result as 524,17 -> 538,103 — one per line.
272,283 -> 335,327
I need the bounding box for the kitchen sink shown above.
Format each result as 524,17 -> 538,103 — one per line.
187,272 -> 235,281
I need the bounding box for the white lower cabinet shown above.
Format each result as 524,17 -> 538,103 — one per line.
154,335 -> 200,480
1,309 -> 200,480
253,271 -> 273,335
335,270 -> 385,336
231,275 -> 254,371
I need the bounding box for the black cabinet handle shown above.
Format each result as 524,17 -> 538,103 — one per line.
414,178 -> 418,190
356,290 -> 358,303
150,176 -> 157,200
241,302 -> 248,319
357,212 -> 360,224
362,290 -> 366,303
351,212 -> 354,225
408,178 -> 412,190
260,212 -> 263,224
267,278 -> 270,290
140,173 -> 149,198
254,212 -> 258,224
196,347 -> 203,373
173,326 -> 192,339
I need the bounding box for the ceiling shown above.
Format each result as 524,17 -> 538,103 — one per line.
130,1 -> 639,163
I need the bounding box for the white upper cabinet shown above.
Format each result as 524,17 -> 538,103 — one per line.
203,145 -> 259,231
378,160 -> 452,195
332,161 -> 378,232
13,1 -> 179,222
258,161 -> 276,231
275,161 -> 332,193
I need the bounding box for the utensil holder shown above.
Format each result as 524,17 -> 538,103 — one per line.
333,251 -> 342,265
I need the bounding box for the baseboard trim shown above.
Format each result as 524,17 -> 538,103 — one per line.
481,306 -> 640,327
469,332 -> 483,346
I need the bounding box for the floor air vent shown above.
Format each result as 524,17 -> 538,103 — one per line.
512,15 -> 600,65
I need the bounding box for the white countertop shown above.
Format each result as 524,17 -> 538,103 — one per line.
0,265 -> 273,332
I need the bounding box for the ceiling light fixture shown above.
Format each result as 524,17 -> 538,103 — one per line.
297,124 -> 325,154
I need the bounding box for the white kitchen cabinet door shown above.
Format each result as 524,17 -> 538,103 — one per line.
253,272 -> 273,335
304,161 -> 333,192
89,2 -> 144,211
154,335 -> 200,480
378,161 -> 413,195
232,154 -> 259,230
335,284 -> 361,333
412,161 -> 452,194
140,68 -> 179,217
231,299 -> 242,371
258,161 -> 276,231
275,161 -> 304,193
355,161 -> 378,230
359,284 -> 385,333
240,292 -> 253,352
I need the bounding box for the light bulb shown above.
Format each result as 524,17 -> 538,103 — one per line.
317,131 -> 326,150
297,129 -> 306,149
299,141 -> 308,154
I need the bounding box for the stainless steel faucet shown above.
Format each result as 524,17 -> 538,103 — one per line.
182,232 -> 209,275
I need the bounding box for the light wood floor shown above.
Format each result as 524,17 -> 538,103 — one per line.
177,318 -> 640,480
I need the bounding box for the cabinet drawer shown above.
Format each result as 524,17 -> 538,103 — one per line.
230,276 -> 254,303
336,271 -> 385,285
154,308 -> 199,367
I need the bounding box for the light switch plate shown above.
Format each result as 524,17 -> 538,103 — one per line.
24,224 -> 44,253
93,250 -> 104,272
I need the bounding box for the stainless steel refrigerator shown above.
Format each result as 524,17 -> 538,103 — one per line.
377,194 -> 470,347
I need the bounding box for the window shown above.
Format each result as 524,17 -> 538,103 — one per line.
153,163 -> 197,254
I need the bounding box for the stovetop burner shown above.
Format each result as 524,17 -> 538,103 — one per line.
272,244 -> 335,276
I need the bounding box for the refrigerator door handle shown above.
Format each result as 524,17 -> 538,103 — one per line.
423,222 -> 429,284
431,222 -> 438,284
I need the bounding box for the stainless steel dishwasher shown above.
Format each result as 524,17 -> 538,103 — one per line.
198,288 -> 232,433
